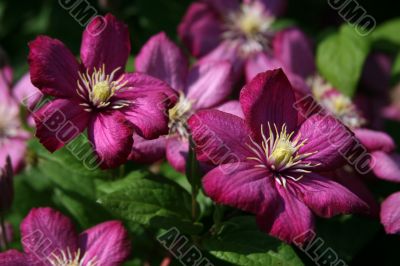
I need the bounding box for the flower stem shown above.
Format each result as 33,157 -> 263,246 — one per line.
0,214 -> 8,250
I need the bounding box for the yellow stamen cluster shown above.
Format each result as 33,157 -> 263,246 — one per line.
77,64 -> 130,111
168,92 -> 194,138
48,249 -> 98,266
247,123 -> 319,188
223,3 -> 275,54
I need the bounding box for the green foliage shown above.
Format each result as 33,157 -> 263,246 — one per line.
204,216 -> 304,266
316,25 -> 370,97
99,171 -> 203,235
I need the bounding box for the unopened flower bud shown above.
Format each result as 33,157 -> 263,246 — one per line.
0,157 -> 13,213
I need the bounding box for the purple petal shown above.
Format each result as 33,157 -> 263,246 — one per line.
81,14 -> 130,76
79,221 -> 131,266
20,207 -> 78,265
188,110 -> 253,165
28,36 -> 80,99
240,69 -> 298,138
370,151 -> 400,183
383,105 -> 400,122
294,173 -> 369,218
273,27 -> 315,79
0,222 -> 14,249
0,250 -> 28,266
33,99 -> 90,152
129,135 -> 166,163
166,136 -> 188,173
248,0 -> 287,16
135,32 -> 188,90
199,41 -> 244,77
0,66 -> 13,104
203,0 -> 240,13
331,168 -> 379,217
116,73 -> 176,139
381,192 -> 400,234
185,60 -> 233,109
297,114 -> 355,171
12,73 -> 43,111
354,128 -> 395,153
245,52 -> 283,83
203,162 -> 278,214
215,100 -> 244,118
88,111 -> 133,169
0,136 -> 28,173
178,2 -> 223,57
256,185 -> 314,244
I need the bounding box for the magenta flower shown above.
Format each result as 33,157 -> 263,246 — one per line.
28,14 -> 176,168
0,207 -> 130,265
188,69 -> 369,243
310,78 -> 400,183
381,192 -> 400,235
179,0 -> 314,80
130,32 -> 238,172
0,66 -> 31,173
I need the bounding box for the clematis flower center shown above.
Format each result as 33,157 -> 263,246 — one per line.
77,64 -> 130,112
48,249 -> 98,266
246,123 -> 319,188
0,105 -> 19,140
309,76 -> 366,129
168,92 -> 194,139
223,3 -> 275,54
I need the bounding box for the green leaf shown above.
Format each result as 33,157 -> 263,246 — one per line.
314,215 -> 380,263
391,52 -> 400,85
372,18 -> 400,46
99,172 -> 203,234
204,216 -> 304,266
30,136 -> 110,200
316,25 -> 370,97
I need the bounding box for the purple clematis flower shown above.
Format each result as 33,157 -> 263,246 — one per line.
188,69 -> 369,243
0,66 -> 32,173
309,77 -> 400,183
0,207 -> 131,266
131,32 -> 239,172
381,192 -> 400,235
178,0 -> 314,80
28,14 -> 176,169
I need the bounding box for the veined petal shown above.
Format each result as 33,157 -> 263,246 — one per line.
273,27 -> 315,79
203,162 -> 278,214
381,192 -> 400,235
370,151 -> 400,183
293,173 -> 369,218
81,14 -> 130,76
240,69 -> 298,139
20,208 -> 79,265
0,250 -> 28,266
129,135 -> 166,163
166,136 -> 189,173
12,73 -> 43,111
88,111 -> 133,169
28,36 -> 80,98
354,128 -> 395,153
135,32 -> 187,90
257,185 -> 314,244
178,2 -> 223,57
215,100 -> 244,118
188,110 -> 253,165
79,221 -> 131,266
186,60 -> 233,109
297,114 -> 355,171
33,99 -> 90,152
245,52 -> 282,83
0,136 -> 28,173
